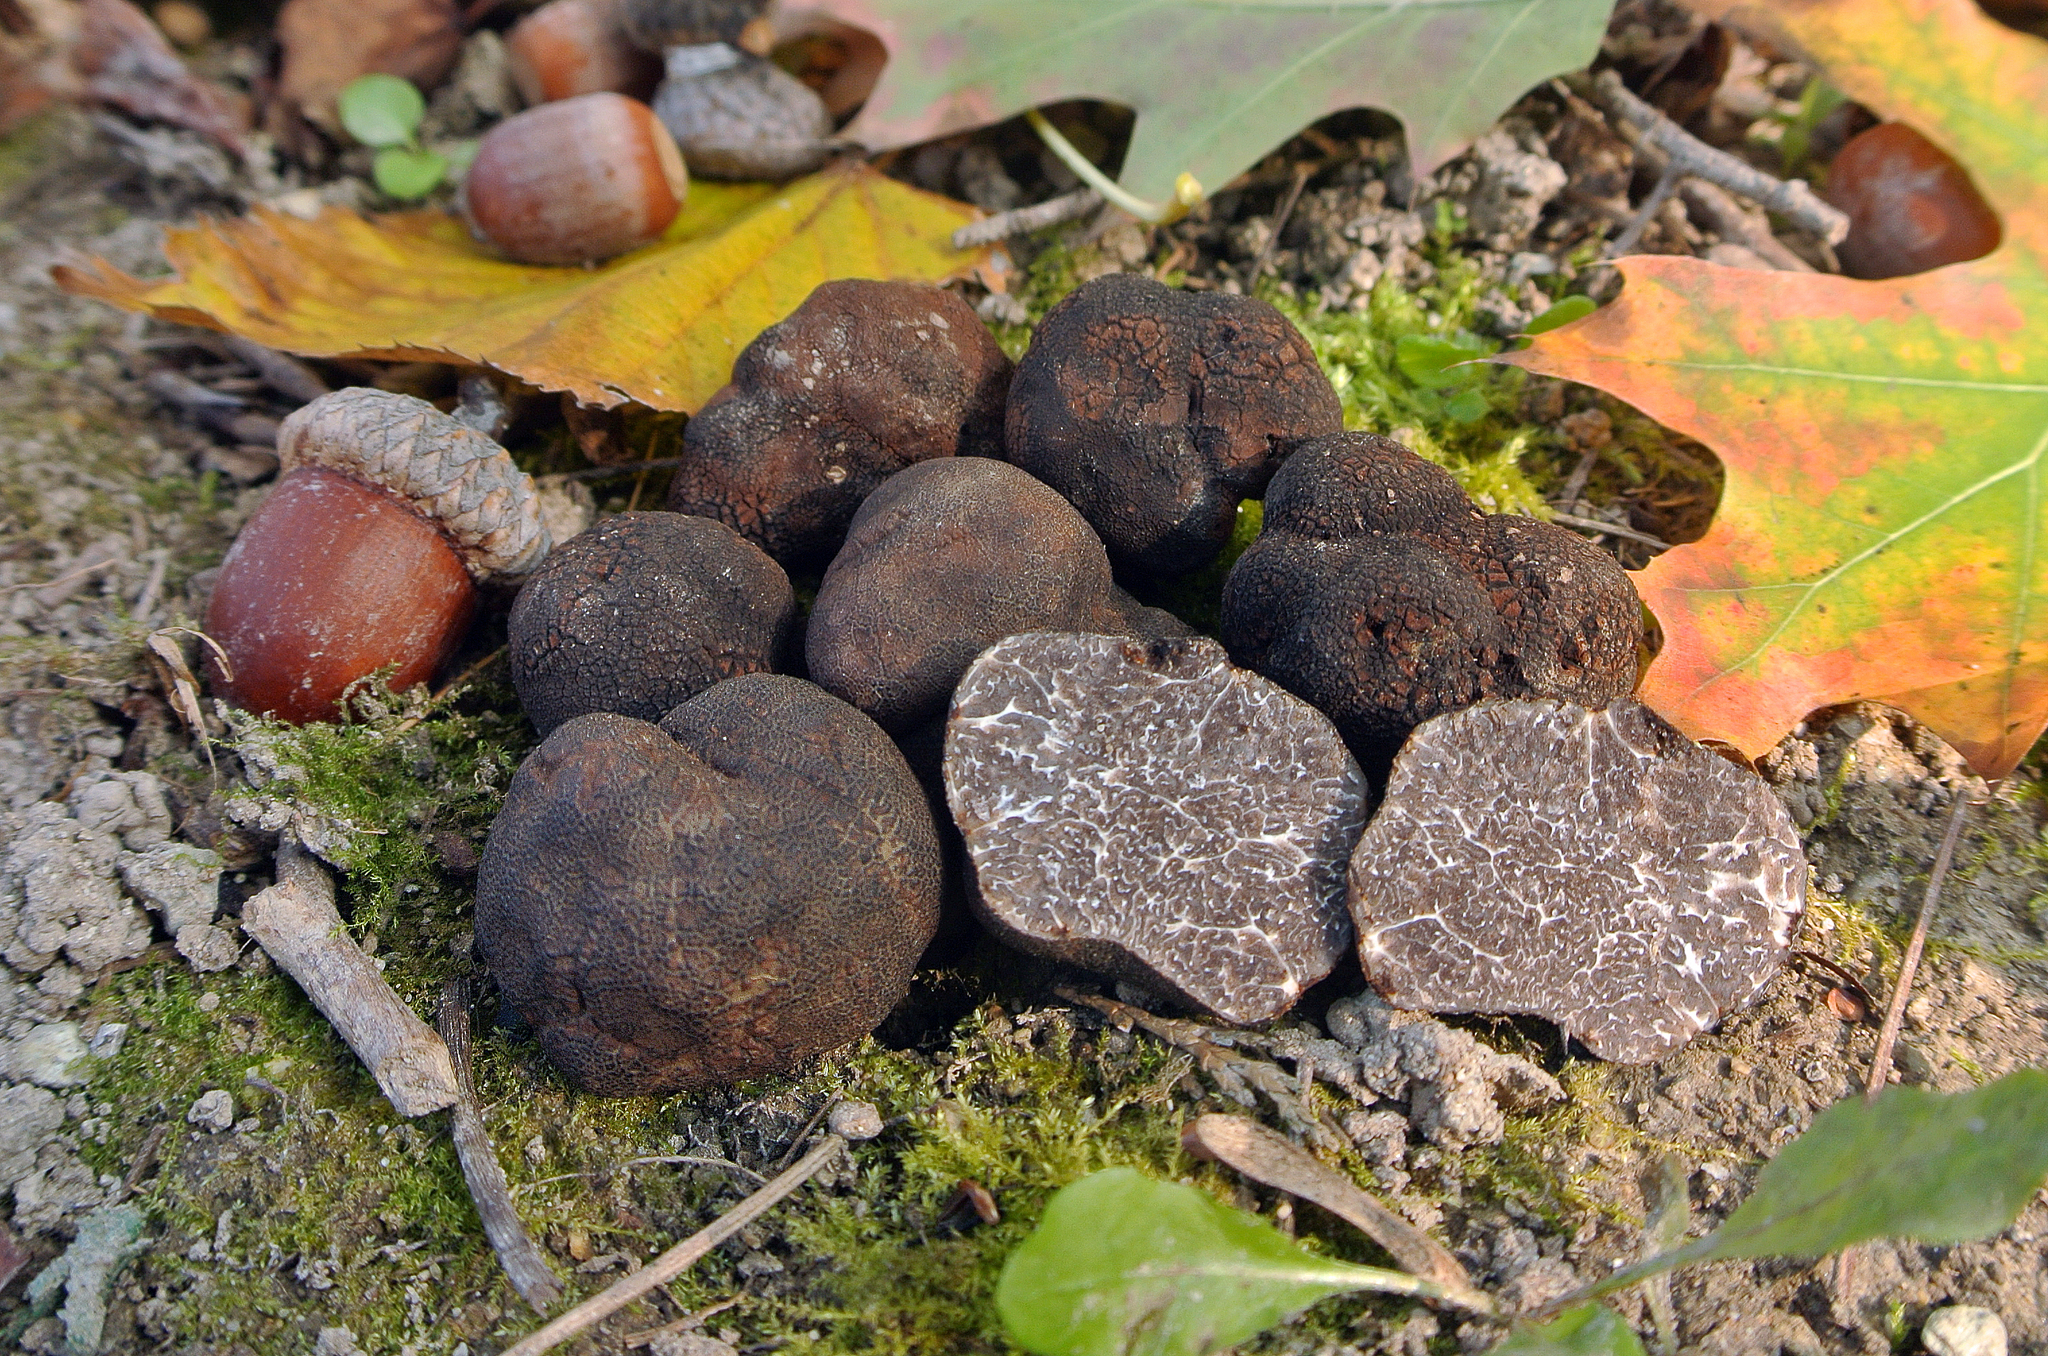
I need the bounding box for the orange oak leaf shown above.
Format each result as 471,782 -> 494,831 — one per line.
1505,0 -> 2048,777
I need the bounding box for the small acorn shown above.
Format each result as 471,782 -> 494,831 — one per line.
464,92 -> 687,265
505,0 -> 661,105
205,388 -> 549,724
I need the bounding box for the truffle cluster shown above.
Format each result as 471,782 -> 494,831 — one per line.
1223,431 -> 1642,761
208,272 -> 1806,1096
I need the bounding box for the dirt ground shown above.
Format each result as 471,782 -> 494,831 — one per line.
0,7 -> 2046,1354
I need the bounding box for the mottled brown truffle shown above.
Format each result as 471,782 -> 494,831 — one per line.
946,632 -> 1369,1024
508,511 -> 796,737
806,458 -> 1190,735
1005,272 -> 1343,577
1222,432 -> 1641,762
666,280 -> 1014,568
477,674 -> 942,1095
1352,698 -> 1805,1063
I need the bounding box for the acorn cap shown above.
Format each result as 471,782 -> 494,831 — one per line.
277,387 -> 550,578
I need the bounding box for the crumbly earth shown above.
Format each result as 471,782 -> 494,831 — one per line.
1,14 -> 2046,1353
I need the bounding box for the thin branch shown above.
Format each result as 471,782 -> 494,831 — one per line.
1590,70 -> 1848,245
500,1135 -> 849,1356
951,189 -> 1104,249
1607,162 -> 1681,258
440,979 -> 564,1312
1547,511 -> 1671,551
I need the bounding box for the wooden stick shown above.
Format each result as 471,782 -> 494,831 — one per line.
239,837 -> 458,1117
1590,70 -> 1848,244
500,1135 -> 849,1356
439,980 -> 563,1312
951,189 -> 1104,249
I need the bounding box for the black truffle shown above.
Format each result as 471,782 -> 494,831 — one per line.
477,674 -> 942,1095
945,632 -> 1369,1024
666,279 -> 1014,569
806,457 -> 1189,735
1222,432 -> 1641,761
1351,697 -> 1805,1063
1004,272 -> 1343,577
508,511 -> 796,738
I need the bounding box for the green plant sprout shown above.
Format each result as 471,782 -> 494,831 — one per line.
997,1069 -> 2048,1356
337,73 -> 454,201
1027,108 -> 1203,223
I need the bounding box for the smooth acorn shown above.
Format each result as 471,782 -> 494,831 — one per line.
205,388 -> 549,724
505,0 -> 661,105
464,92 -> 687,265
1825,122 -> 2001,279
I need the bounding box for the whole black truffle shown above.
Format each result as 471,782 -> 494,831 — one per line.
1222,432 -> 1641,762
667,279 -> 1014,569
806,457 -> 1189,735
1005,272 -> 1343,577
1351,697 -> 1805,1063
946,632 -> 1369,1024
508,511 -> 796,738
477,674 -> 942,1095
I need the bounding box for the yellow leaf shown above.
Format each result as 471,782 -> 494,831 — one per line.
55,164 -> 987,412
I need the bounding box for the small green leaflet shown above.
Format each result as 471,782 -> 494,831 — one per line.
1393,332 -> 1493,423
996,1167 -> 1441,1356
1523,294 -> 1597,335
829,0 -> 1615,205
337,73 -> 425,149
1599,1069 -> 2048,1295
372,147 -> 448,200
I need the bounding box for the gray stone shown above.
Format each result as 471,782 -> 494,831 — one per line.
0,1084 -> 63,1188
1323,991 -> 1562,1149
1922,1305 -> 2008,1356
827,1100 -> 883,1141
68,772 -> 172,850
25,1202 -> 146,1356
1,1024 -> 90,1089
3,806 -> 153,975
14,1144 -> 106,1235
118,841 -> 223,935
649,1335 -> 740,1356
314,1330 -> 368,1356
186,1090 -> 234,1133
173,923 -> 240,973
84,1025 -> 125,1061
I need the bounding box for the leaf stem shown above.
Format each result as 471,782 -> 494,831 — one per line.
1025,110 -> 1202,224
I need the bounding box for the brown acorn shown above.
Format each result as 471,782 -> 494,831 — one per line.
1825,122 -> 2001,279
205,388 -> 549,723
464,92 -> 687,265
504,0 -> 661,105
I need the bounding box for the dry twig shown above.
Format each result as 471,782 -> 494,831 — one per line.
500,1132 -> 857,1356
239,836 -> 459,1117
439,979 -> 563,1312
951,188 -> 1104,248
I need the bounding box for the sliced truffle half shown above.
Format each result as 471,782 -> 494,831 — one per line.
478,674 -> 942,1095
1005,272 -> 1342,577
667,279 -> 1013,569
1351,697 -> 1805,1063
946,632 -> 1370,1024
509,511 -> 795,737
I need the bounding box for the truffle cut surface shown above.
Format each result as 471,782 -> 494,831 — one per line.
477,674 -> 941,1095
1351,698 -> 1805,1063
946,632 -> 1369,1024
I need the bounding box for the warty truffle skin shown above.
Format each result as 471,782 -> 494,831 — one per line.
806,457 -> 1191,735
1004,272 -> 1343,577
476,674 -> 943,1096
666,279 -> 1014,569
1222,432 -> 1641,761
508,511 -> 796,738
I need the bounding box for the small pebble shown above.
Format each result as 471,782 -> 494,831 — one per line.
827,1100 -> 884,1141
196,992 -> 221,1012
186,1089 -> 234,1133
1922,1305 -> 2007,1356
